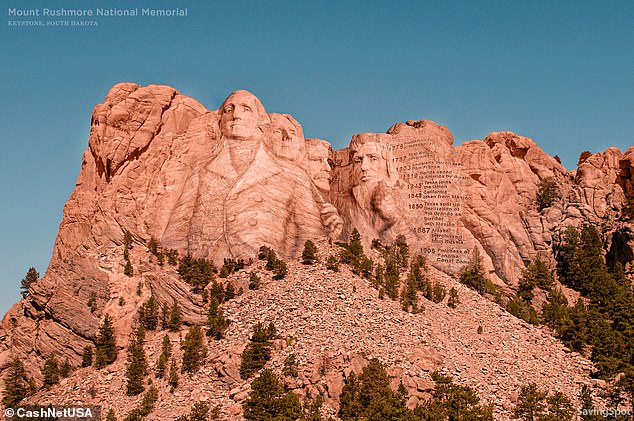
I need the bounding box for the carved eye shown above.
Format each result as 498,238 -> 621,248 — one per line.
243,106 -> 252,112
327,159 -> 334,167
224,105 -> 234,113
353,156 -> 362,163
274,129 -> 282,135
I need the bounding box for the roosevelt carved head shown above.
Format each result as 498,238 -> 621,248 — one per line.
269,114 -> 305,162
305,138 -> 333,192
219,90 -> 269,141
349,133 -> 396,187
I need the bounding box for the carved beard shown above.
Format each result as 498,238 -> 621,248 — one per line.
352,181 -> 378,214
228,137 -> 260,174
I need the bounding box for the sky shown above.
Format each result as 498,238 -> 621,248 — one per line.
1,0 -> 633,316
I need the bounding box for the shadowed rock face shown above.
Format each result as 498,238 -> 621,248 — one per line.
1,83 -> 633,385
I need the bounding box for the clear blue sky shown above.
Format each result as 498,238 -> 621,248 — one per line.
1,0 -> 633,315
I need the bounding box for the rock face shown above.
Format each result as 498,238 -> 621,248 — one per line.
1,83 -> 633,418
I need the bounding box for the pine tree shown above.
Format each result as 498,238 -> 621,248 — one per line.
124,261 -> 133,277
2,355 -> 29,407
42,353 -> 60,388
384,256 -> 400,300
224,282 -> 236,301
168,300 -> 182,331
339,371 -> 362,420
161,303 -> 169,330
302,240 -> 318,264
513,383 -> 548,421
95,314 -> 118,368
349,229 -> 364,258
147,236 -> 159,256
20,267 -> 39,298
248,272 -> 261,290
138,296 -> 159,330
155,335 -> 171,379
240,322 -> 274,379
181,325 -> 207,373
459,248 -> 487,294
206,298 -> 229,340
59,357 -> 71,378
168,359 -> 179,391
125,330 -> 147,396
243,369 -> 303,421
447,287 -> 460,308
326,255 -> 339,272
82,346 -> 93,367
105,408 -> 117,421
400,277 -> 419,313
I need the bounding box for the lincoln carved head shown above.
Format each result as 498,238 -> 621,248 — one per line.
219,90 -> 268,141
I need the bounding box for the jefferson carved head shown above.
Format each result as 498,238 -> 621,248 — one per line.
269,114 -> 304,162
219,90 -> 269,141
305,138 -> 333,192
349,133 -> 396,187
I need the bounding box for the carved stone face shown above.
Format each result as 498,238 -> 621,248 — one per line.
271,116 -> 302,162
306,142 -> 332,191
352,142 -> 386,186
220,91 -> 262,141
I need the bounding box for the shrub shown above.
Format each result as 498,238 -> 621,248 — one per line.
448,288 -> 460,308
302,240 -> 318,264
206,298 -> 229,340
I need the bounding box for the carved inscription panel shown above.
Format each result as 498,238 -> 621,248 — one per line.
388,135 -> 471,273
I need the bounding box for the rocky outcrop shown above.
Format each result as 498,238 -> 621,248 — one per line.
1,83 -> 632,419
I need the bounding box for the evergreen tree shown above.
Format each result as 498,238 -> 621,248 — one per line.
541,288 -> 570,333
240,322 -> 275,379
394,235 -> 409,270
206,298 -> 229,340
138,296 -> 159,330
384,256 -> 400,300
578,385 -> 602,421
513,383 -> 547,421
248,272 -> 261,290
168,300 -> 182,331
155,335 -> 171,379
81,346 -> 93,367
176,402 -> 213,421
421,371 -> 493,420
282,353 -> 299,377
105,408 -> 117,421
544,391 -> 574,421
349,229 -> 364,259
95,314 -> 118,368
168,359 -> 179,391
20,267 -> 39,298
59,357 -> 71,378
339,371 -> 362,421
42,353 -> 60,388
224,282 -> 236,301
519,258 -> 554,301
459,248 -> 487,294
326,255 -> 339,272
147,236 -> 159,256
124,261 -> 133,277
161,303 -> 169,330
3,355 -> 29,407
400,276 -> 419,313
272,259 -> 288,280
506,295 -> 540,325
125,330 -> 147,396
302,240 -> 318,264
181,325 -> 207,373
243,369 -> 303,421
537,177 -> 561,210
447,288 -> 460,309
